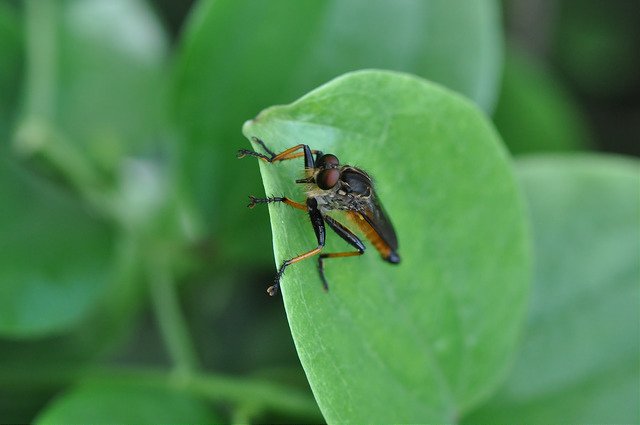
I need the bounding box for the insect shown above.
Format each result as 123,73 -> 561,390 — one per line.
238,137 -> 400,296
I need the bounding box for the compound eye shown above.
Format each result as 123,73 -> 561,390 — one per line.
317,154 -> 339,169
317,168 -> 340,190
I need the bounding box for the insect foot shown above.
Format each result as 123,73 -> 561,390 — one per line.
267,283 -> 279,297
247,195 -> 258,208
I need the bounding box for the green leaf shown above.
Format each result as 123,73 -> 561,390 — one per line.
0,0 -> 171,338
494,47 -> 591,154
57,0 -> 168,157
464,155 -> 640,423
552,0 -> 640,97
0,158 -> 114,337
35,384 -> 218,424
0,2 -> 22,138
16,0 -> 169,171
172,0 -> 503,265
242,70 -> 531,423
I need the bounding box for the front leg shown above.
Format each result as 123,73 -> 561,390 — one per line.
237,137 -> 318,169
246,195 -> 306,211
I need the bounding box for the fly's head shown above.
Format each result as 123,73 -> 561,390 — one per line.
300,153 -> 373,207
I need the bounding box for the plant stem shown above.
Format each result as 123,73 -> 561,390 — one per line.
24,0 -> 56,118
147,258 -> 200,375
0,365 -> 321,419
187,373 -> 318,419
231,404 -> 258,425
19,0 -> 111,212
116,368 -> 320,419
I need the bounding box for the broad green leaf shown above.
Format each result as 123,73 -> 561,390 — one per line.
0,157 -> 114,336
242,70 -> 531,423
464,155 -> 640,423
494,47 -> 591,154
35,384 -> 218,424
172,0 -> 503,265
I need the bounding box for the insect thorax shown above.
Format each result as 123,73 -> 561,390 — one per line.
311,189 -> 369,214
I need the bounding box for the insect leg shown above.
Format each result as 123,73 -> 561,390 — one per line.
237,137 -> 319,168
318,215 -> 366,291
268,198 -> 325,296
246,195 -> 306,211
252,137 -> 276,157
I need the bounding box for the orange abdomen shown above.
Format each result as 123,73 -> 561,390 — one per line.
347,212 -> 396,262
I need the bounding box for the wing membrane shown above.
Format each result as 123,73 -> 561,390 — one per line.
359,193 -> 398,251
341,167 -> 400,263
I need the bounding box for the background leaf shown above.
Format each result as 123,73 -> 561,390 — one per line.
54,0 -> 169,162
35,384 -> 218,424
0,1 -> 22,138
464,154 -> 640,423
552,0 -> 640,97
242,70 -> 531,422
0,0 -> 170,338
172,0 -> 503,266
15,0 -> 169,173
493,47 -> 591,154
0,158 -> 113,337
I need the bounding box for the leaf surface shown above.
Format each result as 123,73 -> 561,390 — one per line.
242,70 -> 531,423
0,159 -> 113,336
35,384 -> 218,424
464,154 -> 640,423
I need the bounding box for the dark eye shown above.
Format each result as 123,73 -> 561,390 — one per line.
317,168 -> 340,190
317,154 -> 339,169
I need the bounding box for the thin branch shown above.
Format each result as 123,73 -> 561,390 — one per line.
147,258 -> 200,375
0,365 -> 322,419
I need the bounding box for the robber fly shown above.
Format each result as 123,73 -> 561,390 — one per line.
238,137 -> 400,296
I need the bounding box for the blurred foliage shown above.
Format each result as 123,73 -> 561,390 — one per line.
504,0 -> 640,156
0,1 -> 22,138
494,47 -> 591,153
551,0 -> 640,158
552,0 -> 640,98
36,383 -> 219,424
465,155 -> 639,424
0,0 -> 637,423
0,159 -> 113,336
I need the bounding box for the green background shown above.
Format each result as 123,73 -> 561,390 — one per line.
0,0 -> 637,423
